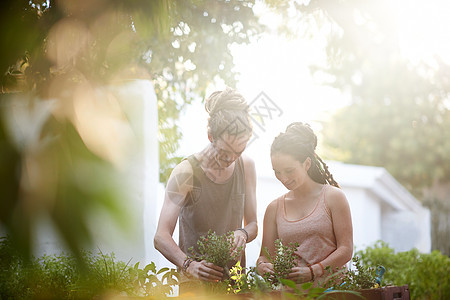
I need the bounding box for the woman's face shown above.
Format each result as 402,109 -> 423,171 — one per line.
271,152 -> 310,190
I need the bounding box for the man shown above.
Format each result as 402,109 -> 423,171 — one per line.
154,87 -> 257,290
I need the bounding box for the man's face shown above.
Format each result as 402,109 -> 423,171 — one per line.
212,133 -> 249,168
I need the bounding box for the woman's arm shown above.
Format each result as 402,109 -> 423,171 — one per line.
314,186 -> 353,277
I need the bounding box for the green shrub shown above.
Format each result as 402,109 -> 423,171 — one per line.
0,236 -> 178,299
71,251 -> 134,298
356,241 -> 450,299
129,261 -> 179,297
0,236 -> 35,299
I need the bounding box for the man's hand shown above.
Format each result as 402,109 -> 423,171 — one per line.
186,260 -> 224,282
232,229 -> 247,255
256,261 -> 274,275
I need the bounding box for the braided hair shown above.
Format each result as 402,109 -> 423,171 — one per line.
271,122 -> 340,188
205,87 -> 253,140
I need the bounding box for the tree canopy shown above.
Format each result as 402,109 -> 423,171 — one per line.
0,0 -> 276,258
296,0 -> 450,254
0,0 -> 271,181
288,0 -> 450,195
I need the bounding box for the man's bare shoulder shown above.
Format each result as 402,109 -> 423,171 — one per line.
241,154 -> 255,170
165,159 -> 195,206
171,159 -> 193,176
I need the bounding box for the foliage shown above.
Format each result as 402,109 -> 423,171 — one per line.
0,95 -> 129,260
129,261 -> 179,297
356,241 -> 450,300
278,279 -> 363,300
0,235 -> 38,299
184,231 -> 246,295
0,0 -> 272,182
325,256 -> 378,292
263,239 -> 299,288
295,0 -> 450,195
0,236 -> 178,299
226,262 -> 270,295
0,0 -> 289,262
293,0 -> 450,254
3,235 -> 449,299
321,96 -> 450,197
189,230 -> 241,276
280,280 -> 324,299
74,251 -> 134,298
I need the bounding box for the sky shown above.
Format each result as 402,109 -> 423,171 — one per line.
176,0 -> 450,177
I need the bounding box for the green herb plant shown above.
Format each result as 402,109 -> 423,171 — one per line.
189,230 -> 241,278
324,256 -> 378,292
72,251 -> 134,298
225,261 -> 270,295
129,261 -> 179,297
263,239 -> 299,288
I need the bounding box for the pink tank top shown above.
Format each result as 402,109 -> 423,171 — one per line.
276,185 -> 336,280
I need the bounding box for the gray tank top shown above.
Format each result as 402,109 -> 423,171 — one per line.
179,154 -> 246,260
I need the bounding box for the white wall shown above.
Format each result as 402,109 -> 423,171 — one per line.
381,207 -> 431,253
108,79 -> 160,265
344,188 -> 379,251
28,79 -> 159,265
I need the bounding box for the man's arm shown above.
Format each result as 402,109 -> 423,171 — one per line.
153,160 -> 224,281
236,155 -> 257,245
153,160 -> 192,268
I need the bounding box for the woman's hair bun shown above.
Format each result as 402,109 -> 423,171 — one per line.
285,122 -> 317,151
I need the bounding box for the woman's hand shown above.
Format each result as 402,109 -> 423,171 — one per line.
256,261 -> 274,275
186,260 -> 224,282
285,266 -> 312,283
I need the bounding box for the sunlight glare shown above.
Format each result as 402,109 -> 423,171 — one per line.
394,0 -> 450,66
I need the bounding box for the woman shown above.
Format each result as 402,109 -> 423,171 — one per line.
256,122 -> 353,285
154,87 -> 257,290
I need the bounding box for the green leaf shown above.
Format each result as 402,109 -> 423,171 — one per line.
301,282 -> 313,290
157,267 -> 169,275
144,262 -> 156,274
280,278 -> 297,289
308,287 -> 326,297
133,262 -> 140,269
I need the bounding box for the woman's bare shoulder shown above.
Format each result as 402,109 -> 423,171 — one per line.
265,194 -> 285,215
325,185 -> 349,209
